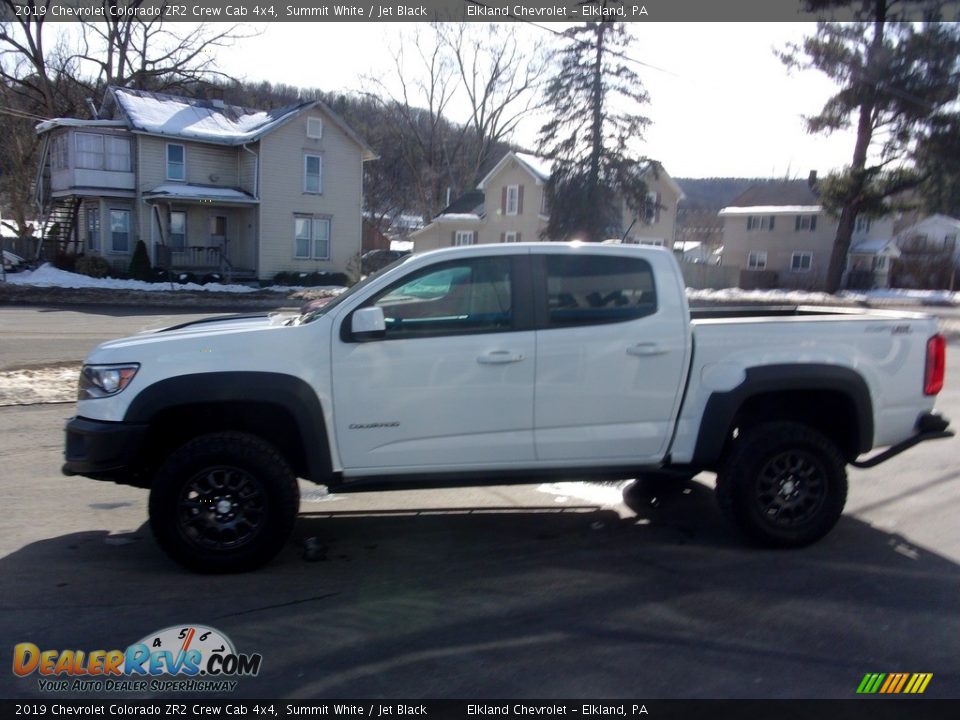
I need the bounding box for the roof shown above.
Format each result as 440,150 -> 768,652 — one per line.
479,151 -> 552,189
898,213 -> 960,236
143,183 -> 258,204
851,238 -> 900,257
435,190 -> 485,218
45,87 -> 377,159
111,87 -> 317,146
514,152 -> 552,182
724,179 -> 819,208
35,119 -> 127,134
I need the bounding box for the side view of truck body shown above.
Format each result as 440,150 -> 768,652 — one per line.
63,243 -> 952,571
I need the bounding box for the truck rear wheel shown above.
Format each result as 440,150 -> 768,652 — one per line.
716,422 -> 847,548
149,432 -> 299,573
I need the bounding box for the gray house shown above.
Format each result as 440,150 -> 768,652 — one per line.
35,87 -> 376,281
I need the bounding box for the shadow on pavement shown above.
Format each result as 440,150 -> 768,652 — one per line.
1,479 -> 958,699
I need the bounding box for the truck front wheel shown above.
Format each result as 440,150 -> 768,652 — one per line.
149,432 -> 299,573
716,422 -> 847,548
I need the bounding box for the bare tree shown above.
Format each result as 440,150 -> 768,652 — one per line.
362,23 -> 544,221
440,23 -> 546,184
362,24 -> 466,221
76,1 -> 254,98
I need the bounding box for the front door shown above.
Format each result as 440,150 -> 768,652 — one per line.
331,255 -> 535,473
533,252 -> 688,464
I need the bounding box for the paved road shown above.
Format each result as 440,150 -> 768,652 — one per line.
0,306 -> 958,700
0,306 -> 239,370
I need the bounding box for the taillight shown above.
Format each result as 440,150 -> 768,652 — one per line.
924,334 -> 946,396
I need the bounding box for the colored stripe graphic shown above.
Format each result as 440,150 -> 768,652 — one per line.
857,673 -> 932,694
857,673 -> 884,693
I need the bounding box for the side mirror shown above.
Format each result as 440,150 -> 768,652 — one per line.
351,306 -> 386,341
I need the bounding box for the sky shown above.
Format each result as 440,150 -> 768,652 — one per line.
216,22 -> 860,179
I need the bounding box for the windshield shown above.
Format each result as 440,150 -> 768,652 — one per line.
298,255 -> 414,324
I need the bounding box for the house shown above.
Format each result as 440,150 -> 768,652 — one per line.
34,87 -> 376,281
719,174 -> 894,291
410,151 -> 683,251
885,214 -> 960,289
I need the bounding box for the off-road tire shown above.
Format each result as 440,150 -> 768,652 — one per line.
149,432 -> 299,573
716,422 -> 847,548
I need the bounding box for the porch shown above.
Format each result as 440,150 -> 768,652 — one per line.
144,184 -> 259,281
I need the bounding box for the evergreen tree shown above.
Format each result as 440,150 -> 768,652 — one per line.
128,239 -> 152,281
536,19 -> 652,242
780,2 -> 960,291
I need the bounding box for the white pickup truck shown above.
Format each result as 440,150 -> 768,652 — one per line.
63,243 -> 952,572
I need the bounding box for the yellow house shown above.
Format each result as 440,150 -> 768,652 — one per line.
412,151 -> 683,251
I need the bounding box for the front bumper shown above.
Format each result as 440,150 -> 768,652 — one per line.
62,416 -> 148,479
851,412 -> 953,469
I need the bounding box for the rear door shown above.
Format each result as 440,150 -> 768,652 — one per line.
532,250 -> 689,463
331,253 -> 536,472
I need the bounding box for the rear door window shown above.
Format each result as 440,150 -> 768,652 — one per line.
542,254 -> 657,327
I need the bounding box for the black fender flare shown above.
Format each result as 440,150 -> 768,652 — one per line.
690,364 -> 874,466
124,372 -> 332,482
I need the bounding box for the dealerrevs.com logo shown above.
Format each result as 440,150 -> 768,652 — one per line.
12,624 -> 261,693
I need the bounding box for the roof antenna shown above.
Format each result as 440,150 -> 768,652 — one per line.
85,98 -> 99,120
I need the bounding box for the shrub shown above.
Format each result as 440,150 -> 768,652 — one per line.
75,255 -> 112,278
200,272 -> 224,285
128,240 -> 152,281
54,253 -> 77,273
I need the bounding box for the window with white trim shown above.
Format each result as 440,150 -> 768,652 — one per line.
506,185 -> 519,215
747,215 -> 775,231
455,231 -> 475,246
76,133 -> 131,171
109,209 -> 130,253
873,256 -> 887,270
304,154 -> 322,193
855,216 -> 871,234
166,143 -> 185,181
169,211 -> 186,250
791,251 -> 813,272
86,205 -> 100,251
795,215 -> 817,231
307,117 -> 323,139
747,250 -> 767,269
294,215 -> 330,259
504,231 -> 519,243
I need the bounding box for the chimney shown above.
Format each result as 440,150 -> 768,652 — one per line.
808,170 -> 818,189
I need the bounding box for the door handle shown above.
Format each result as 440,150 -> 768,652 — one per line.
627,343 -> 669,357
477,351 -> 525,365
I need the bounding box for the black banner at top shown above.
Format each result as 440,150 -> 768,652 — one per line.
3,0 -> 960,23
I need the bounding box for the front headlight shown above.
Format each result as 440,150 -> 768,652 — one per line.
78,364 -> 140,400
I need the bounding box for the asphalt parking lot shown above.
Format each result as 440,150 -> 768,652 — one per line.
0,304 -> 958,699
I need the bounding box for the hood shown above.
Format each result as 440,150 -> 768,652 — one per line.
88,313 -> 293,357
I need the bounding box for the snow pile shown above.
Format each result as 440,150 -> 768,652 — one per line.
3,264 -> 345,294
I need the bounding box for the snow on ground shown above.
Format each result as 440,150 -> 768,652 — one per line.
6,263 -> 956,305
0,364 -> 78,406
3,263 -> 342,294
689,287 -> 960,305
